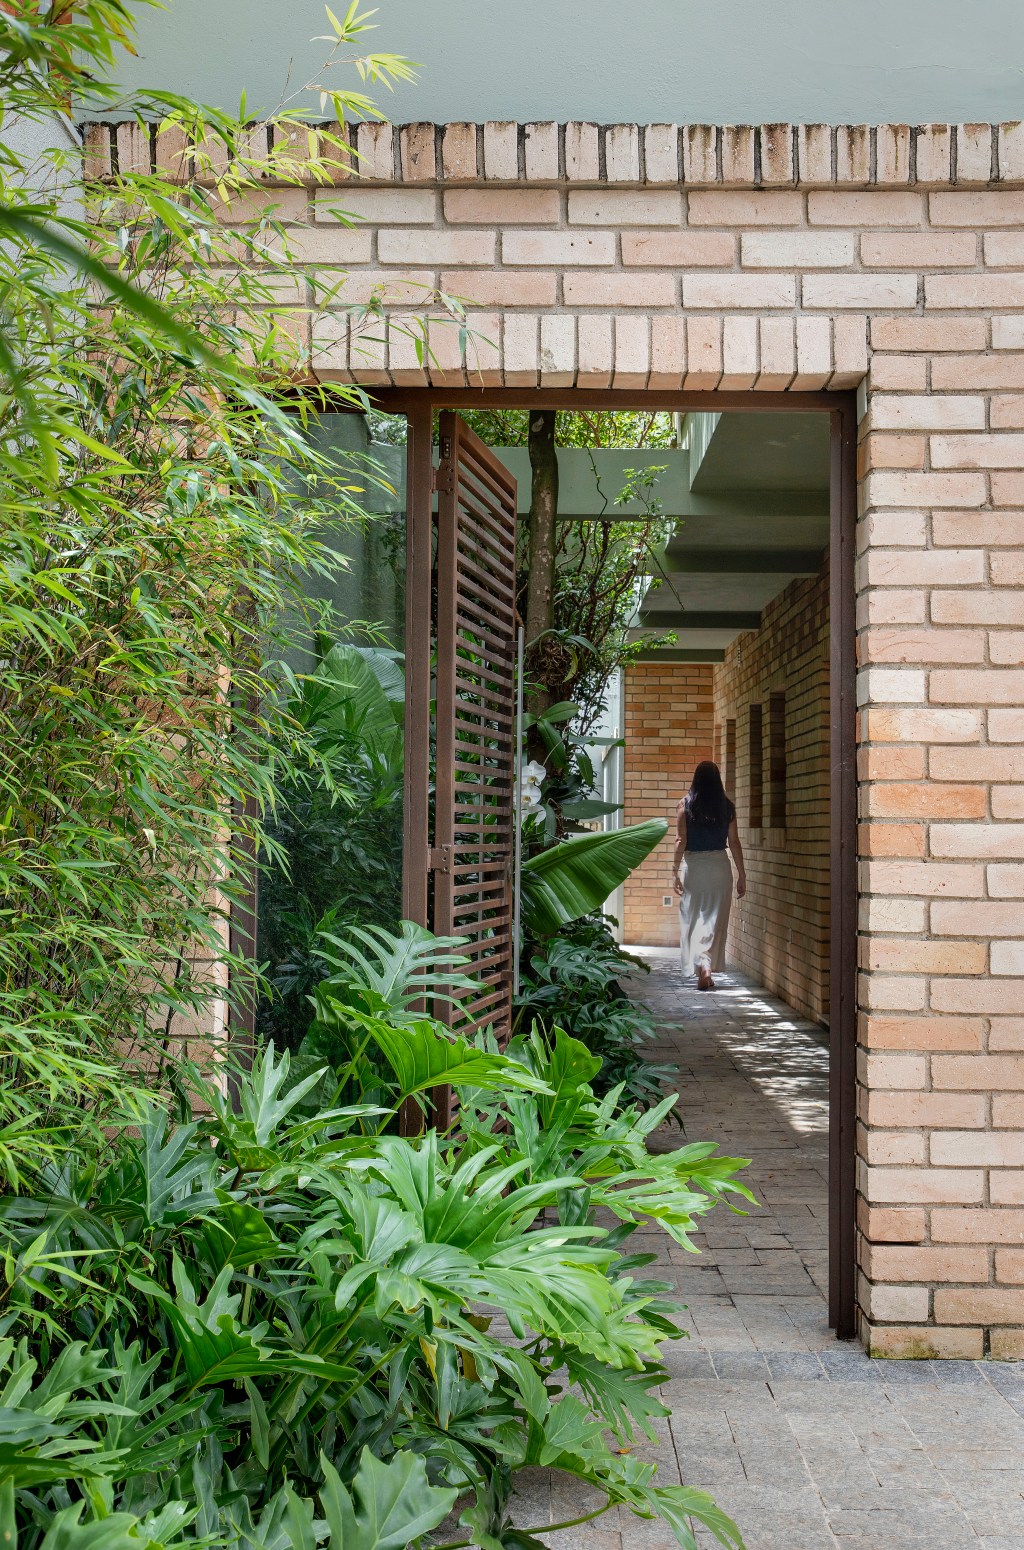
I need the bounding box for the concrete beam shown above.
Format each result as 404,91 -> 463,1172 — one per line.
636,609 -> 762,630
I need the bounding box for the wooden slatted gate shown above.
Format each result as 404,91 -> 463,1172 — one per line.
431,413 -> 518,1097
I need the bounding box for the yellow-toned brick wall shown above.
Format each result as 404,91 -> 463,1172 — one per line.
621,663 -> 714,946
712,560 -> 831,1024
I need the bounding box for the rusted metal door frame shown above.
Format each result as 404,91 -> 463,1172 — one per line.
391,385 -> 859,1341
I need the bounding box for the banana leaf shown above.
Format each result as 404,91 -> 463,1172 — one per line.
520,820 -> 667,938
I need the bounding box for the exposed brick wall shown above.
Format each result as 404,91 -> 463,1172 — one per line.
712,561 -> 831,1024
84,116 -> 1024,1357
621,663 -> 714,946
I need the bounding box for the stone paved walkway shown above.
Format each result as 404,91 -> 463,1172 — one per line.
529,950 -> 1024,1550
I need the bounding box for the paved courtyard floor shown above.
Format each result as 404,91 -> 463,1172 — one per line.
528,950 -> 1024,1550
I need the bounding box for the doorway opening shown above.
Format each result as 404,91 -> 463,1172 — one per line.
247,386 -> 857,1339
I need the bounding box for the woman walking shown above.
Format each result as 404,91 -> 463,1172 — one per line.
672,760 -> 746,992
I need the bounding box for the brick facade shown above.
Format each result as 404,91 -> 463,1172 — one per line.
621,663 -> 714,946
85,116 -> 1024,1357
712,561 -> 831,1024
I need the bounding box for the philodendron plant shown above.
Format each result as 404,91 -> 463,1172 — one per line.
0,924 -> 751,1550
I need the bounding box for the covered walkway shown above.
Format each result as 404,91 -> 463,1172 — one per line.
529,953 -> 1024,1550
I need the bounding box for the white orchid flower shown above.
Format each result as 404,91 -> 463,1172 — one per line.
518,758 -> 547,817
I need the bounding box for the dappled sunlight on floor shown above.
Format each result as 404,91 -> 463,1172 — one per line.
529,951 -> 1024,1550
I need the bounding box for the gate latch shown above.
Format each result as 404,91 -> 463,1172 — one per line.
428,844 -> 451,874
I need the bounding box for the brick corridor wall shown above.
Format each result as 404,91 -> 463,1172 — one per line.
621,663 -> 714,945
712,562 -> 831,1023
85,116 -> 1024,1355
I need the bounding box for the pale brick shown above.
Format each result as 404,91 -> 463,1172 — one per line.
612,315 -> 650,389
378,229 -> 494,265
315,186 -> 436,224
878,123 -> 911,184
866,1091 -> 987,1126
576,315 -> 613,388
798,123 -> 832,184
930,190 -> 1024,225
682,125 -> 718,184
863,1129 -> 926,1165
993,1173 -> 1024,1205
989,863 -> 1024,897
932,1209 -> 1024,1243
871,394 -> 986,431
684,316 -> 722,389
931,747 -> 1024,782
440,122 -> 477,181
682,274 -> 796,309
864,1324 -> 984,1359
859,895 -> 927,934
523,121 -> 558,181
991,635 -> 1024,667
933,1055 -> 1024,1090
861,230 -> 977,267
860,587 -> 927,623
998,121 -> 1024,180
502,229 -> 614,264
995,1087 -> 1024,1118
755,316 -> 795,389
869,1245 -> 987,1282
927,273 -> 1024,308
759,123 -> 794,184
865,471 -> 988,508
935,1287 -> 1024,1323
932,591 -> 1024,626
930,669 -> 1024,705
153,122 -> 187,180
860,974 -> 927,1012
564,123 -> 599,181
933,355 -> 1024,389
956,122 -> 994,183
621,232 -> 735,266
643,124 -> 680,184
992,941 -> 1024,975
83,122 -> 113,180
400,123 -> 435,182
605,123 -> 640,182
687,190 -> 803,225
803,273 -> 918,310
438,270 -> 555,307
568,189 -> 682,225
836,124 -> 871,183
932,510 -> 1024,544
741,230 -> 855,267
809,190 -> 924,225
864,1166 -> 984,1204
985,232 -> 1024,267
792,315 -> 831,388
443,188 -> 559,223
355,122 -> 394,181
996,1249 -> 1024,1282
863,547 -> 985,586
860,430 -> 929,468
864,707 -> 982,742
866,778 -> 985,814
832,313 -> 869,387
649,316 -> 686,388
857,666 -> 926,704
931,432 -> 1024,469
721,124 -> 755,182
263,226 -> 371,264
915,123 -> 952,184
721,315 -> 758,388
990,708 -> 1024,740
994,317 -> 1024,350
872,316 -> 987,352
932,1131 -> 1024,1166
563,272 -> 676,307
463,310 -> 501,385
336,269 -> 435,306
502,312 -> 539,386
116,121 -> 152,176
864,1284 -> 930,1322
992,398 -> 1024,429
538,314 -> 575,386
865,859 -> 984,896
483,121 -> 518,181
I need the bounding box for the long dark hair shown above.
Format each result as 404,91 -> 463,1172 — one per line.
684,760 -> 730,827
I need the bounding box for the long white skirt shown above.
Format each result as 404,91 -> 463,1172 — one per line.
678,849 -> 733,976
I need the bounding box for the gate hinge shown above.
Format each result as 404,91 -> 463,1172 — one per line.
427,844 -> 451,874
432,438 -> 455,494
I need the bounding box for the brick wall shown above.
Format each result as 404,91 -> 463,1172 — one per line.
712,562 -> 831,1022
84,115 -> 1024,1356
621,662 -> 714,946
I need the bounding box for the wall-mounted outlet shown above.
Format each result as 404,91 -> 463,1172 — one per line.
662,895 -> 673,907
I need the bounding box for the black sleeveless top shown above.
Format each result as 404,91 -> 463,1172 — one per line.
684,799 -> 735,853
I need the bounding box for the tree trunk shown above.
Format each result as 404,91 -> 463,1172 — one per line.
524,410 -> 558,735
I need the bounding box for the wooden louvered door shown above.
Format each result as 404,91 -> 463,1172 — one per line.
432,413 -> 518,1088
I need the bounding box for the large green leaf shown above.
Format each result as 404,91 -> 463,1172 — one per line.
644,1485 -> 746,1550
318,1449 -> 457,1550
356,1014 -> 552,1100
520,820 -> 667,937
299,644 -> 403,760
